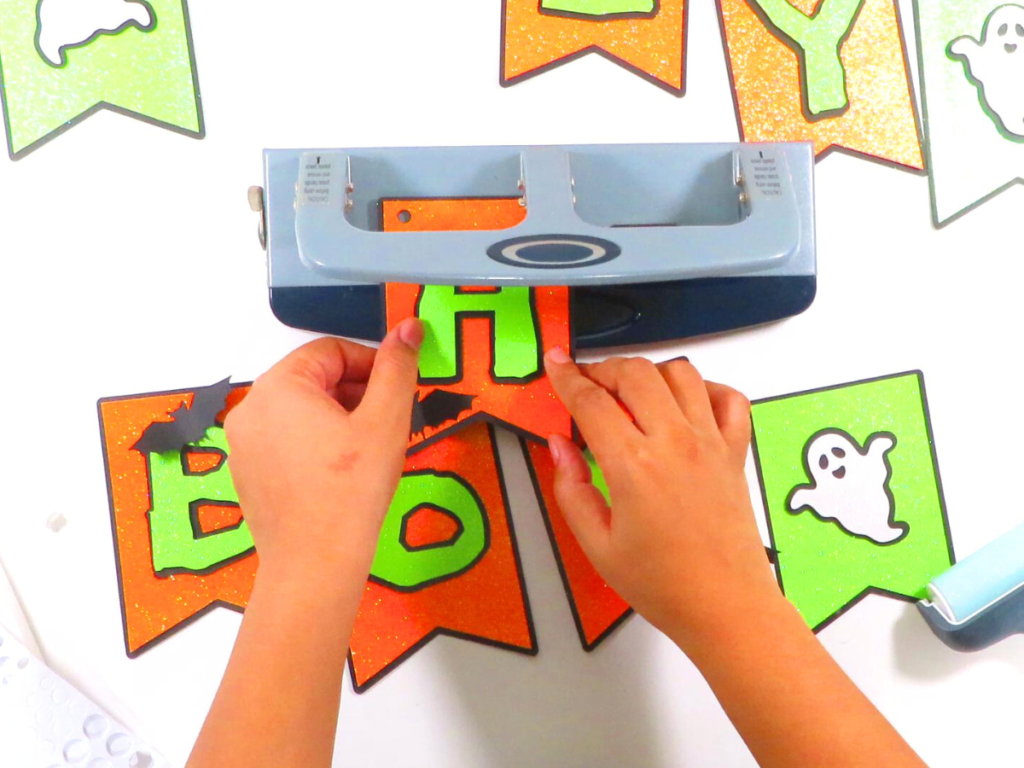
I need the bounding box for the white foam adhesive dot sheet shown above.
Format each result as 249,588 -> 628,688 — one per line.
0,626 -> 170,768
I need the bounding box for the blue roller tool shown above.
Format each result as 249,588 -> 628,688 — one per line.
918,521 -> 1024,651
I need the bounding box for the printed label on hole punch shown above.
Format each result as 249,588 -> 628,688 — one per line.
749,155 -> 782,197
298,156 -> 337,207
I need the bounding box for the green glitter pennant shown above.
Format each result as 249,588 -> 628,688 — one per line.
914,0 -> 1024,225
751,371 -> 955,631
0,0 -> 203,160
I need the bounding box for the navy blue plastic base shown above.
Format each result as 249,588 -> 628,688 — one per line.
269,276 -> 816,349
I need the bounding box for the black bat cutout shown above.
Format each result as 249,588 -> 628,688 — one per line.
134,378 -> 233,455
411,390 -> 477,435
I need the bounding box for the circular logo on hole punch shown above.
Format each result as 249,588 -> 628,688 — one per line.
487,235 -> 621,269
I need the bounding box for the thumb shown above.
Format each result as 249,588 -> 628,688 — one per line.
357,318 -> 423,440
549,434 -> 612,564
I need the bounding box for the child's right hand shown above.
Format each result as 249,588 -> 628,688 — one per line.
545,349 -> 783,656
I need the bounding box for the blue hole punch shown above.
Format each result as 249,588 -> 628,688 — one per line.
252,143 -> 817,348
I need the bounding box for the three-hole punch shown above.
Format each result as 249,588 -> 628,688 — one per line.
252,143 -> 816,348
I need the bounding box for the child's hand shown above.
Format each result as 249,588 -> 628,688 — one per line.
545,350 -> 780,654
224,321 -> 423,578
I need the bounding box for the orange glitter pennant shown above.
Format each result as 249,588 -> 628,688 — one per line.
717,0 -> 924,169
381,198 -> 526,232
349,424 -> 537,691
98,385 -> 255,657
383,198 -> 572,451
501,0 -> 688,94
522,441 -> 632,649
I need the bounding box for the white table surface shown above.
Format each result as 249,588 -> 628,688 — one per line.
2,2 -> 1023,766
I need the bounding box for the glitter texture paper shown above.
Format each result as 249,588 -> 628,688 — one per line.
522,440 -> 632,649
717,0 -> 924,169
501,0 -> 687,93
381,198 -> 526,232
98,384 -> 255,657
100,386 -> 536,691
914,0 -> 1024,225
383,200 -> 573,450
750,371 -> 955,632
349,424 -> 537,692
540,0 -> 659,18
0,0 -> 203,159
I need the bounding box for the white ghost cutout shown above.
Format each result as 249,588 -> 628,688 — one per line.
36,0 -> 154,67
948,4 -> 1024,138
787,429 -> 909,545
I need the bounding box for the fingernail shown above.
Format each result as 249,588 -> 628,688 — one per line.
397,318 -> 424,350
549,435 -> 563,465
668,355 -> 689,363
545,346 -> 572,365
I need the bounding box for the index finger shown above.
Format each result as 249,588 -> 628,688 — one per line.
545,348 -> 641,456
262,337 -> 378,393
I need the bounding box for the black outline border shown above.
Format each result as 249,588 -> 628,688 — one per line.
518,438 -> 634,651
367,469 -> 492,593
2,0 -> 205,160
786,427 -> 909,545
499,0 -> 690,96
347,423 -> 539,694
399,503 -> 466,553
749,370 -> 956,634
180,445 -> 226,477
187,498 -> 245,542
97,382 -> 253,659
714,0 -> 928,175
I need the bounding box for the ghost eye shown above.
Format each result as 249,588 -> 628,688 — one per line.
818,454 -> 829,470
1017,23 -> 1024,36
999,23 -> 1008,35
831,447 -> 846,458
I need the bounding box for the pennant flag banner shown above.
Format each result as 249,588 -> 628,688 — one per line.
750,371 -> 955,631
98,384 -> 256,657
521,440 -> 633,649
501,0 -> 687,93
717,0 -> 924,169
99,387 -> 536,687
0,0 -> 203,159
350,423 -> 537,691
915,0 -> 1024,225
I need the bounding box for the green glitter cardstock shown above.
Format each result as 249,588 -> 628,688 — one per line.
751,371 -> 955,631
0,0 -> 203,159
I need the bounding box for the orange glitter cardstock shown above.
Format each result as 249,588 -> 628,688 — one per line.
98,384 -> 255,657
717,0 -> 923,169
349,423 -> 537,691
501,0 -> 688,94
522,440 -> 632,649
100,386 -> 536,693
383,198 -> 573,451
